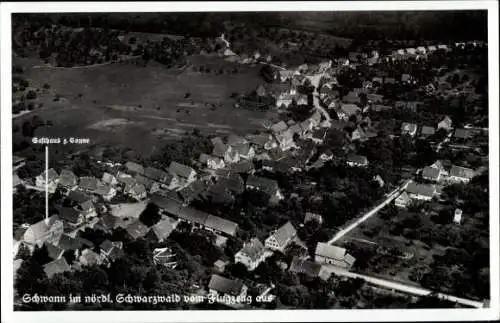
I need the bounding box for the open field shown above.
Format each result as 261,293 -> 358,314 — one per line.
13,55 -> 277,155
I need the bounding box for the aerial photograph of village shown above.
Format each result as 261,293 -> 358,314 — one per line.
9,10 -> 491,311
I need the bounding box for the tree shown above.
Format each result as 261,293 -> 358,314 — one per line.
139,203 -> 161,227
26,90 -> 37,100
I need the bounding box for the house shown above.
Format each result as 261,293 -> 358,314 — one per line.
199,153 -> 225,170
168,161 -> 197,184
94,184 -> 117,201
144,166 -> 171,184
124,183 -> 147,201
147,217 -> 178,242
401,74 -> 413,83
275,130 -> 295,151
234,238 -> 267,271
289,257 -> 331,281
227,134 -> 247,146
401,122 -> 418,136
35,168 -> 59,193
279,70 -> 296,82
394,191 -> 411,208
23,215 -> 64,248
427,45 -> 437,52
205,215 -> 239,237
116,171 -> 136,187
75,200 -> 97,219
346,154 -> 368,167
99,239 -> 124,262
153,247 -> 177,268
43,257 -> 71,278
125,161 -> 145,175
213,259 -> 229,273
57,206 -> 85,228
101,172 -> 118,186
208,275 -> 248,301
422,166 -> 443,182
213,141 -> 239,164
406,48 -> 416,55
437,116 -> 453,131
314,243 -> 356,269
448,165 -> 475,183
78,176 -> 99,193
406,181 -> 436,201
125,220 -> 150,240
276,93 -> 294,108
67,190 -> 93,204
420,126 -> 436,137
79,248 -> 103,267
246,175 -> 283,201
265,221 -> 297,252
373,175 -> 385,188
367,93 -> 384,104
58,169 -> 78,192
416,46 -> 427,54
437,44 -> 449,51
304,212 -> 323,225
232,143 -> 255,160
135,174 -> 154,191
453,208 -> 463,224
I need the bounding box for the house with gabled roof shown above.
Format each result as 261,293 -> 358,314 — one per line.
208,274 -> 248,300
406,181 -> 436,201
124,182 -> 147,201
75,199 -> 97,219
56,206 -> 85,228
212,141 -> 240,164
199,153 -> 225,170
271,121 -> 288,134
265,221 -> 297,252
235,238 -> 268,271
45,242 -> 65,260
420,126 -> 436,137
35,168 -> 59,193
168,161 -> 197,184
43,257 -> 70,278
395,191 -> 411,208
58,169 -> 78,192
289,257 -> 331,281
101,172 -> 118,186
315,243 -> 355,269
23,215 -> 64,249
79,248 -> 103,267
78,176 -> 99,193
246,175 -> 283,201
94,184 -> 116,201
449,165 -> 475,183
304,212 -> 323,225
125,220 -> 150,240
231,142 -> 255,160
146,217 -> 178,242
454,128 -> 472,140
205,215 -> 239,237
422,166 -> 443,182
135,174 -> 154,191
144,166 -> 170,184
125,161 -> 145,175
227,134 -> 247,147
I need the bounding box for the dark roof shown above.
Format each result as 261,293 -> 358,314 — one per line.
205,215 -> 238,236
168,161 -> 196,179
289,257 -> 323,277
347,154 -> 368,164
450,165 -> 475,179
422,167 -> 440,180
208,275 -> 244,295
59,169 -> 77,187
341,104 -> 360,116
79,176 -> 99,192
230,160 -> 255,173
178,207 -> 209,224
125,161 -> 145,174
56,206 -> 81,224
135,174 -> 153,189
144,166 -> 168,182
43,258 -> 70,278
406,182 -> 435,197
58,234 -> 93,251
227,134 -> 247,146
100,239 -> 115,254
96,214 -> 117,231
151,194 -> 183,216
246,175 -> 279,195
126,220 -> 150,239
213,142 -> 229,158
220,174 -> 245,194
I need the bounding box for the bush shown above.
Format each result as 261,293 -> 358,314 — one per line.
26,90 -> 37,100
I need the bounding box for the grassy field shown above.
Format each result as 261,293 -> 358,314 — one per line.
14,55 -> 277,156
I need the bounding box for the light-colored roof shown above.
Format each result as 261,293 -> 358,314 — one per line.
422,166 -> 440,180
341,104 -> 360,116
125,161 -> 145,174
270,221 -> 296,246
421,126 -> 435,135
101,172 -> 117,185
315,242 -> 346,260
227,134 -> 247,146
39,168 -> 59,181
151,217 -> 177,241
126,220 -> 150,239
79,176 -> 99,191
305,212 -> 323,223
13,173 -> 23,187
397,191 -> 410,203
271,121 -> 288,133
43,257 -> 70,278
205,215 -> 238,236
239,238 -> 265,261
401,122 -> 418,133
59,169 -> 77,187
406,181 -> 435,197
25,215 -> 60,242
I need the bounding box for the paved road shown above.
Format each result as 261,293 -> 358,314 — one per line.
325,266 -> 484,308
327,180 -> 410,244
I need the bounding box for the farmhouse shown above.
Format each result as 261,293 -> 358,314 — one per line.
147,217 -> 178,242
304,212 -> 323,225
246,175 -> 283,201
168,161 -> 197,184
58,169 -> 78,192
448,165 -> 475,183
315,243 -> 356,269
289,257 -> 331,281
437,116 -> 453,131
199,153 -> 225,170
94,184 -> 117,201
101,172 -> 118,186
125,161 -> 145,175
235,238 -> 267,271
265,221 -> 297,252
346,154 -> 369,167
394,191 -> 411,208
43,257 -> 71,279
23,215 -> 64,249
401,122 -> 418,136
422,166 -> 443,182
208,274 -> 248,300
406,181 -> 436,201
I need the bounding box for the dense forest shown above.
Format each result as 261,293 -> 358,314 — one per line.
13,11 -> 487,41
